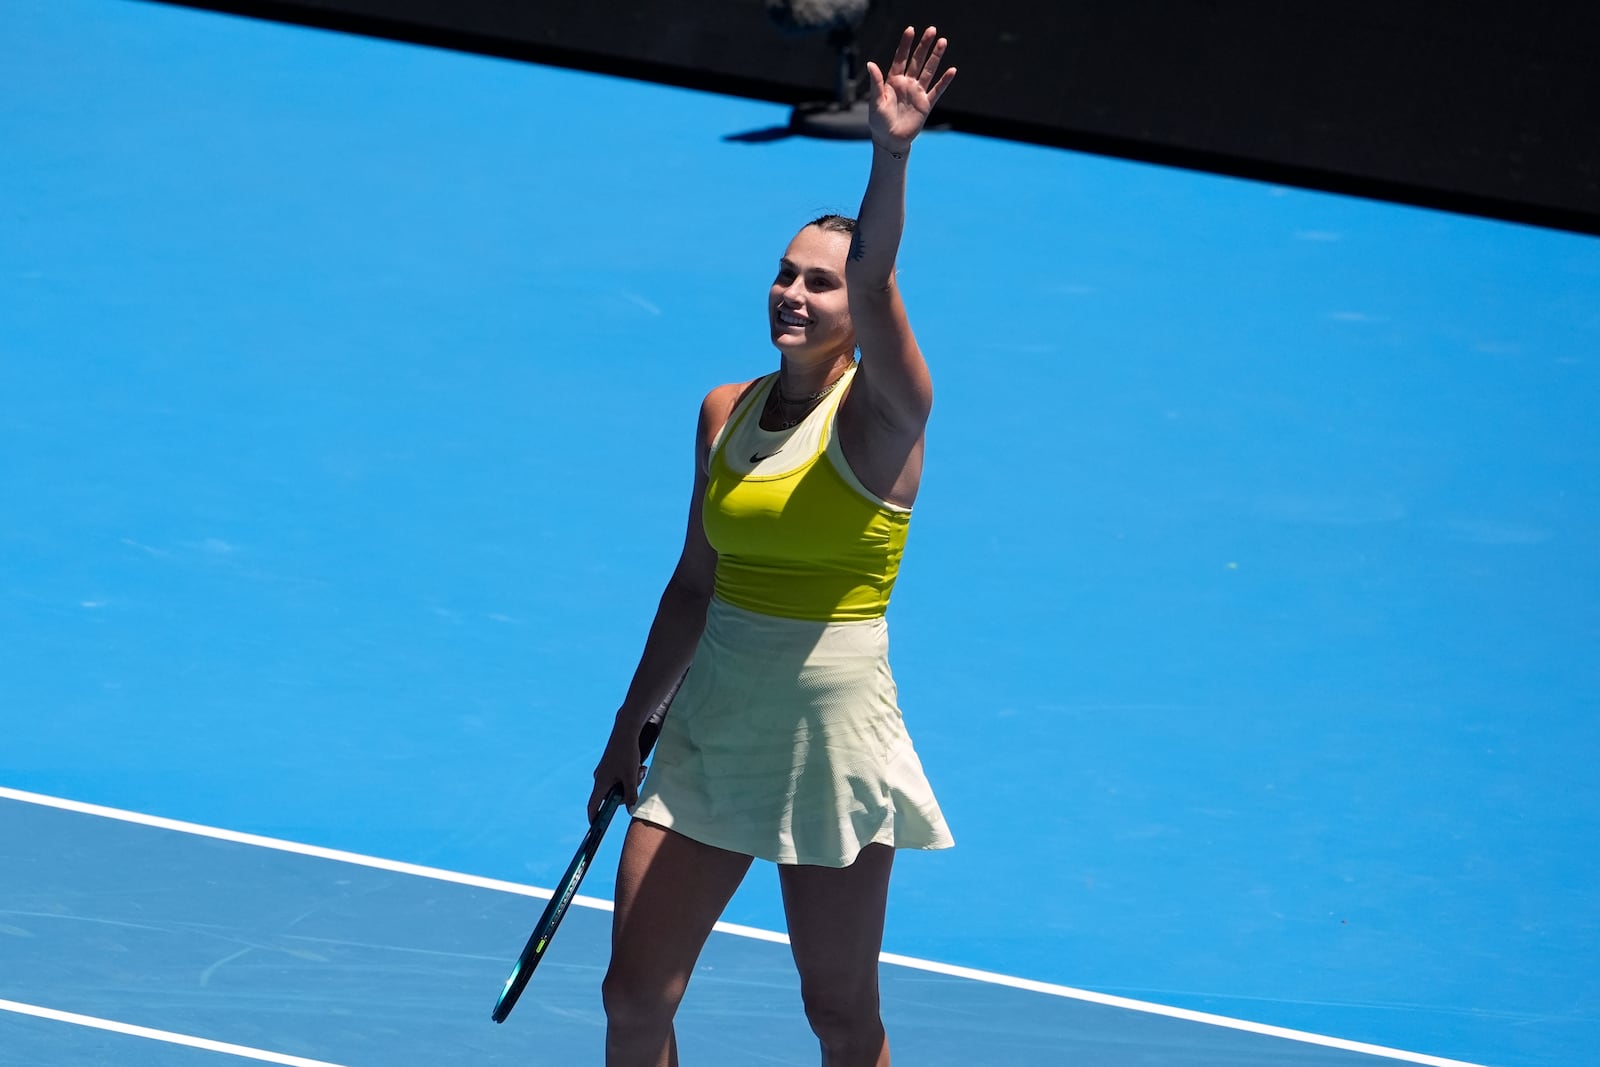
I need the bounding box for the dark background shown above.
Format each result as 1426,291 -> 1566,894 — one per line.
151,0 -> 1599,234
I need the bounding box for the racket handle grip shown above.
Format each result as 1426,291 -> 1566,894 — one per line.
637,666 -> 687,762
637,719 -> 661,762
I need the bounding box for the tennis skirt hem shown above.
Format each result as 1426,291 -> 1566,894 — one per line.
627,809 -> 954,869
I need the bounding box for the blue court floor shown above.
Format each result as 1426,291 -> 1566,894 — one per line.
1,792 -> 1496,1066
4,2 -> 1598,1065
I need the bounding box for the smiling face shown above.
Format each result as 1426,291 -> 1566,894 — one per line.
768,225 -> 855,360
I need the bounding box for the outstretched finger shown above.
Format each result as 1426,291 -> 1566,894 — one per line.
866,59 -> 885,96
927,65 -> 958,109
907,26 -> 938,79
889,25 -> 915,77
918,37 -> 949,89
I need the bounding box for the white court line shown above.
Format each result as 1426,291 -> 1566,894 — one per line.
0,785 -> 564,901
0,998 -> 349,1067
872,954 -> 1488,1067
1,785 -> 1487,1067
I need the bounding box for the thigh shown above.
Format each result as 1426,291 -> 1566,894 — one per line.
778,844 -> 895,988
609,819 -> 754,987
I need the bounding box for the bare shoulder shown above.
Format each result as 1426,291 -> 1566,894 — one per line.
696,377 -> 766,465
700,378 -> 763,430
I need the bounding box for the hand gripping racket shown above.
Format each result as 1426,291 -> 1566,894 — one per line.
491,673 -> 683,1023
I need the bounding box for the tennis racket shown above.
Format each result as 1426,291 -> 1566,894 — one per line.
490,673 -> 683,1023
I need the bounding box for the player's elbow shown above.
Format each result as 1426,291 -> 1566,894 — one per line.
663,567 -> 714,611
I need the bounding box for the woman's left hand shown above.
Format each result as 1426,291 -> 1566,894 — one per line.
866,26 -> 957,155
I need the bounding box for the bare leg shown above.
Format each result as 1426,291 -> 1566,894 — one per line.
778,843 -> 895,1067
604,819 -> 753,1067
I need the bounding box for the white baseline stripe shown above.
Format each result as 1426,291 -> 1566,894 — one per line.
0,998 -> 349,1067
873,954 -> 1486,1067
1,786 -> 1487,1067
0,785 -> 556,902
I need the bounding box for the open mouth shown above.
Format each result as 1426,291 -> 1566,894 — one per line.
776,307 -> 809,328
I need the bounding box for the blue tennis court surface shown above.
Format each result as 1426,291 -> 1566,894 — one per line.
5,1 -> 1598,1064
0,792 -> 1487,1066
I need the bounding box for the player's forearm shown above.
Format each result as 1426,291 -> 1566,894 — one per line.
847,143 -> 909,290
610,576 -> 709,736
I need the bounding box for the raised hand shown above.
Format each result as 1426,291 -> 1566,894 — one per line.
865,26 -> 957,155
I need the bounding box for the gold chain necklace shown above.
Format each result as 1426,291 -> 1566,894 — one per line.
767,362 -> 855,429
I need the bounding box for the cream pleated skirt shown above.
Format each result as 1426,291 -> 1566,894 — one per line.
631,598 -> 953,868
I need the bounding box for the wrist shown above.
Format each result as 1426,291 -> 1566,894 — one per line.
871,138 -> 910,160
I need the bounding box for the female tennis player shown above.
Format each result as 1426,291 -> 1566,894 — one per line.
588,26 -> 957,1067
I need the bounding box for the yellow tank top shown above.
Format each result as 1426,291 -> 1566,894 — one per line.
703,366 -> 912,622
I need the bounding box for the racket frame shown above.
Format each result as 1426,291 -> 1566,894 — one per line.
490,785 -> 625,1022
490,678 -> 678,1023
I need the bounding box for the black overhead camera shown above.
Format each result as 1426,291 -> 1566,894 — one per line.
765,0 -> 874,139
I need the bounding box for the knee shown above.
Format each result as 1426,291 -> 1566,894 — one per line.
800,978 -> 884,1052
601,966 -> 684,1031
